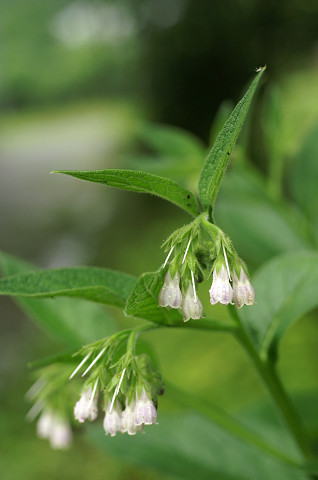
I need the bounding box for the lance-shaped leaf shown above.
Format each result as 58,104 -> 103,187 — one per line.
0,252 -> 118,345
199,67 -> 266,210
239,251 -> 318,360
0,265 -> 136,307
53,169 -> 200,217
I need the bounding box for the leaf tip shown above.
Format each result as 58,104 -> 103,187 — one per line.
254,65 -> 267,74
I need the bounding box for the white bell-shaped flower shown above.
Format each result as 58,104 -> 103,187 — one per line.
37,409 -> 54,439
121,400 -> 143,435
37,410 -> 72,449
233,268 -> 255,308
158,271 -> 182,309
181,283 -> 203,322
209,264 -> 233,305
103,401 -> 122,437
135,388 -> 157,426
49,417 -> 72,450
74,386 -> 98,423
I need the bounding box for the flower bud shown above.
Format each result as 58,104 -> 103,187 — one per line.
103,401 -> 122,437
135,388 -> 157,426
181,284 -> 203,322
209,264 -> 233,305
158,271 -> 182,309
233,268 -> 255,308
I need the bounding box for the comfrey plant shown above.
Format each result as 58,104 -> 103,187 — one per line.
1,66 -> 318,478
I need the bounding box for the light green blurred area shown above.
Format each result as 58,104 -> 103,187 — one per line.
1,1 -> 318,478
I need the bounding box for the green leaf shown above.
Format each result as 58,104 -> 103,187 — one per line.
87,412 -> 306,480
139,122 -> 206,160
0,252 -> 118,346
53,169 -> 200,217
198,67 -> 266,210
288,119 -> 318,222
214,165 -> 311,267
0,263 -> 136,308
239,251 -> 318,359
125,270 -> 183,325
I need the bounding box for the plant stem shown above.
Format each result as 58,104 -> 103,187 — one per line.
228,305 -> 311,459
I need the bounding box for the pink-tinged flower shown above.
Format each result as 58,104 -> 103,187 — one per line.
121,400 -> 143,435
158,271 -> 182,309
74,386 -> 98,423
209,264 -> 233,305
103,401 -> 122,437
37,410 -> 72,450
181,284 -> 203,322
135,388 -> 157,426
233,268 -> 255,308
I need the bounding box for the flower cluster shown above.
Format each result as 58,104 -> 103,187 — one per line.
27,329 -> 162,449
70,337 -> 163,438
158,216 -> 255,320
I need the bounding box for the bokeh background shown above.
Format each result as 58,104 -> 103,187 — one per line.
1,1 -> 318,479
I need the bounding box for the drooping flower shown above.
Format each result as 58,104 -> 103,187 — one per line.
135,388 -> 157,426
233,268 -> 255,308
181,283 -> 203,322
121,400 -> 143,435
50,417 -> 73,450
209,264 -> 233,305
74,385 -> 98,423
37,410 -> 72,449
158,271 -> 182,309
103,401 -> 122,437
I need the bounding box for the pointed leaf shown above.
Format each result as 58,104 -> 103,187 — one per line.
53,169 -> 200,217
239,251 -> 318,359
0,265 -> 136,307
0,252 -> 118,346
199,67 -> 265,209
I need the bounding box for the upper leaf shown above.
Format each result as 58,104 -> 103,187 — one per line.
53,169 -> 200,217
0,252 -> 118,346
198,67 -> 266,210
0,265 -> 136,307
239,251 -> 318,359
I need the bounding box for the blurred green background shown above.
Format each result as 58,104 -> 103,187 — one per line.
1,1 -> 318,479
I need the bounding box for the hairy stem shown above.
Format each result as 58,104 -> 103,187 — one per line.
228,305 -> 312,459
